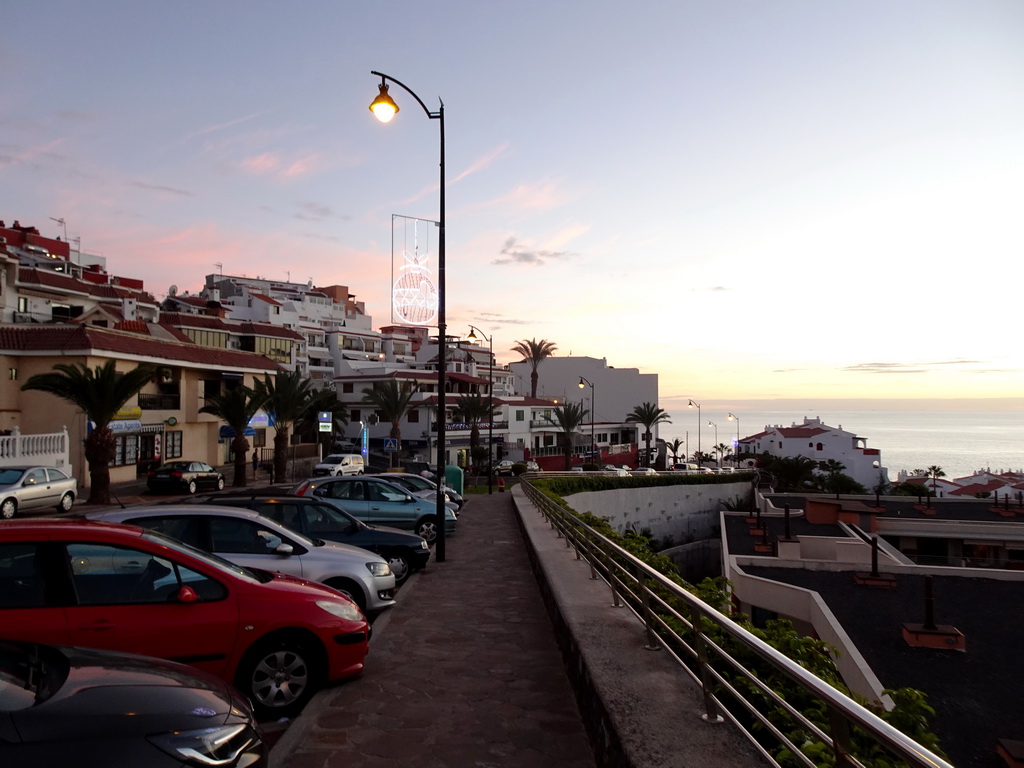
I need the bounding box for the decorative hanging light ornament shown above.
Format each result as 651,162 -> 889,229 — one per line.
369,82 -> 400,122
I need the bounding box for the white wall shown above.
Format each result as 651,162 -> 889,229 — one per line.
566,481 -> 750,541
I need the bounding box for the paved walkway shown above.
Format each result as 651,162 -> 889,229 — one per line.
271,490 -> 597,768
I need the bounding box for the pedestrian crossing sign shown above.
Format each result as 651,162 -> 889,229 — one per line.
383,438 -> 398,452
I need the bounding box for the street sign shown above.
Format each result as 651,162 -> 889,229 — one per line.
318,411 -> 332,433
383,438 -> 398,452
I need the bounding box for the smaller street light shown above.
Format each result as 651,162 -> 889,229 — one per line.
708,421 -> 719,467
727,412 -> 740,468
578,377 -> 596,467
467,325 -> 494,494
688,399 -> 702,465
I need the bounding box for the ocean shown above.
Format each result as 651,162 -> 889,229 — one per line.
659,409 -> 1024,482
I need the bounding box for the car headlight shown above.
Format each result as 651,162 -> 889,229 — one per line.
149,723 -> 261,766
317,598 -> 364,621
365,561 -> 392,577
419,540 -> 429,550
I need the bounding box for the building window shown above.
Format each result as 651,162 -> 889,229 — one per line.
350,409 -> 361,422
816,442 -> 823,451
111,435 -> 139,467
516,410 -> 524,422
165,431 -> 183,459
17,297 -> 28,313
408,409 -> 419,423
7,368 -> 16,381
342,383 -> 354,393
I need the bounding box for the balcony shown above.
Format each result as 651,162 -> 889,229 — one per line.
138,393 -> 181,411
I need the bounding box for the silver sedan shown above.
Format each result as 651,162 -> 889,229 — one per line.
0,466 -> 77,519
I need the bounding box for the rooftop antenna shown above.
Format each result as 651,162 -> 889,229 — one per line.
49,217 -> 67,241
214,262 -> 223,275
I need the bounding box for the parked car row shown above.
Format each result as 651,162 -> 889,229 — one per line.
0,462 -> 470,766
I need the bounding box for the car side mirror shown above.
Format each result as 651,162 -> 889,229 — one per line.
176,586 -> 200,603
275,543 -> 294,556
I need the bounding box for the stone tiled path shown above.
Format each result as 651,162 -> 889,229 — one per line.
273,490 -> 597,768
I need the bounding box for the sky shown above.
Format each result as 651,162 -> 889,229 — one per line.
3,1 -> 1023,412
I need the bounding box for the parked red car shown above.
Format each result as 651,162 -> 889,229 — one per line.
0,519 -> 370,717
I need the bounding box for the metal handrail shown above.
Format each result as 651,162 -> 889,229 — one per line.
520,479 -> 953,768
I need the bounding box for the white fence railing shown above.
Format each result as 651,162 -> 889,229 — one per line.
0,426 -> 71,471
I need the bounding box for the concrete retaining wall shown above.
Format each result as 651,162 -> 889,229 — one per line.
566,481 -> 751,543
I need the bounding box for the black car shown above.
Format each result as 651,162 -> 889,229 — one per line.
147,461 -> 225,494
0,639 -> 266,768
196,493 -> 431,584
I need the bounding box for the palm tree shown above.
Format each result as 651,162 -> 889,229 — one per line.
452,393 -> 497,474
511,338 -> 557,398
927,465 -> 946,495
257,370 -> 315,482
200,384 -> 269,487
362,380 -> 419,469
715,442 -> 732,467
625,402 -> 671,468
543,402 -> 588,470
668,438 -> 685,465
21,360 -> 156,505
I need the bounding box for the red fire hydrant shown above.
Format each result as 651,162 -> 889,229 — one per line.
498,476 -> 505,492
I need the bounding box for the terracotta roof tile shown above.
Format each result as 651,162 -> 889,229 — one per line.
0,324 -> 283,371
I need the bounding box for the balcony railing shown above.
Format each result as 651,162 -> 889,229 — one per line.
138,393 -> 181,410
519,477 -> 953,768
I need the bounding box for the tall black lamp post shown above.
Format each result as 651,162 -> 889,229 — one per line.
688,399 -> 701,466
577,376 -> 596,466
370,70 -> 448,562
466,325 -> 494,494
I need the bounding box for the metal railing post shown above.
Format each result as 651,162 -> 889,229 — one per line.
690,603 -> 724,723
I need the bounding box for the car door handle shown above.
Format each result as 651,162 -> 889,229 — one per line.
79,620 -> 116,631
370,506 -> 381,511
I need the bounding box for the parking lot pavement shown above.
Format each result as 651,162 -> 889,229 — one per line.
270,490 -> 597,768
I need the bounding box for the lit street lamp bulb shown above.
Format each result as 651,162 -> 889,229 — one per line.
369,84 -> 399,123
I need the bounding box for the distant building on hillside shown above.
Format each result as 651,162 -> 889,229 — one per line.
741,416 -> 888,490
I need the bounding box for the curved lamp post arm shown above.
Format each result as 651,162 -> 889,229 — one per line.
372,71 -> 442,119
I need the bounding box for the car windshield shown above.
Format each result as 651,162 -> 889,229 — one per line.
0,469 -> 26,485
321,455 -> 344,464
139,528 -> 265,582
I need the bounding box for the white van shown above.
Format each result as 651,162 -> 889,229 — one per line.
313,453 -> 365,477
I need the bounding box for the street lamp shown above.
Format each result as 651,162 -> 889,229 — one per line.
467,325 -> 494,494
370,70 -> 448,562
578,377 -> 596,467
727,412 -> 740,468
708,421 -> 719,467
687,399 -> 701,465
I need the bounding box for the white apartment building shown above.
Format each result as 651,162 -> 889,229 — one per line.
741,416 -> 889,490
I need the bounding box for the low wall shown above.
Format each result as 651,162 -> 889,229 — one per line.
512,487 -> 763,768
566,481 -> 751,543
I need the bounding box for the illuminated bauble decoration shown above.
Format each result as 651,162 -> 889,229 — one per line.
392,245 -> 438,325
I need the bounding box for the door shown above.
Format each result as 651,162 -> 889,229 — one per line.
0,542 -> 71,644
17,468 -> 56,512
63,541 -> 240,678
363,479 -> 420,529
314,479 -> 371,522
